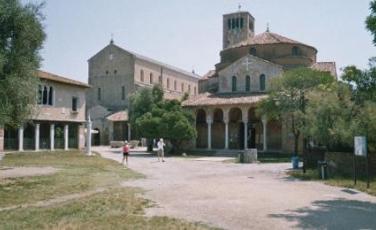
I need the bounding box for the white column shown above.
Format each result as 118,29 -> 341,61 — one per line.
243,121 -> 248,150
262,116 -> 267,151
50,124 -> 55,151
86,115 -> 92,156
224,120 -> 229,149
207,121 -> 212,150
35,124 -> 40,151
64,124 -> 69,150
127,123 -> 131,141
18,126 -> 24,151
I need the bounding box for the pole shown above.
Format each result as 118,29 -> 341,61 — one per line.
366,154 -> 370,189
86,114 -> 92,156
353,154 -> 357,186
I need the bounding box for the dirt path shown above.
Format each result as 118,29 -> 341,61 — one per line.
95,146 -> 376,230
0,166 -> 58,179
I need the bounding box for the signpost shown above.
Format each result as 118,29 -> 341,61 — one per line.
354,136 -> 370,188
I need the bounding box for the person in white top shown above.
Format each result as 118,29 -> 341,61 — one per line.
157,138 -> 165,162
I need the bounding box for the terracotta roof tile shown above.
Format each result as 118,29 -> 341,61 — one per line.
182,92 -> 267,107
310,62 -> 337,77
38,70 -> 90,88
228,31 -> 316,51
106,110 -> 128,121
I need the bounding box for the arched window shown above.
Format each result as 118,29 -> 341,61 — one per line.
245,75 -> 251,92
181,83 -> 184,92
231,18 -> 235,29
188,85 -> 191,94
48,86 -> 54,105
235,18 -> 239,28
194,86 -> 197,95
240,18 -> 244,28
227,19 -> 231,29
159,75 -> 162,84
292,46 -> 299,56
232,76 -> 237,92
250,47 -> 256,56
140,70 -> 144,82
260,74 -> 266,91
150,73 -> 153,84
38,85 -> 43,104
174,80 -> 177,90
167,78 -> 170,89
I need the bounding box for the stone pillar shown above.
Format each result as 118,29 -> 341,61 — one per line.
262,116 -> 267,151
78,124 -> 85,151
35,124 -> 40,151
207,120 -> 212,150
223,108 -> 229,149
50,124 -> 55,151
0,126 -> 4,152
18,126 -> 24,151
243,121 -> 248,150
64,124 -> 69,150
108,121 -> 113,143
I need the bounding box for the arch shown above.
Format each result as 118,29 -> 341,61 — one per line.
48,86 -> 54,105
232,76 -> 237,92
174,80 -> 177,90
212,108 -> 225,149
229,107 -> 243,149
292,46 -> 299,56
195,109 -> 207,148
42,86 -> 48,104
245,75 -> 251,92
167,78 -> 170,89
248,107 -> 263,149
259,74 -> 266,91
150,73 -> 153,84
249,47 -> 256,56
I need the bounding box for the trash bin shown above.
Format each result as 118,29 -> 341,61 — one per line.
291,156 -> 299,169
317,160 -> 328,179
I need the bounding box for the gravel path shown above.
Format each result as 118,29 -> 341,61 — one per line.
95,146 -> 376,230
0,166 -> 58,179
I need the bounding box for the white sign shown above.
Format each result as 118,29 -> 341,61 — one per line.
354,136 -> 367,157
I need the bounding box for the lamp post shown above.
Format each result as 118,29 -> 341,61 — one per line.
86,114 -> 92,156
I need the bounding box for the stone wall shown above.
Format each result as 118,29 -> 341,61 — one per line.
325,152 -> 376,177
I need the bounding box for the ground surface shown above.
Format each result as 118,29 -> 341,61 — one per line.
0,151 -> 211,229
95,146 -> 376,230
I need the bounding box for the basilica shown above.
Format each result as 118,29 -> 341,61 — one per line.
183,10 -> 336,153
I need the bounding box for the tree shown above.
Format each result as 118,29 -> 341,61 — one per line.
0,0 -> 46,127
257,67 -> 334,155
366,0 -> 376,45
129,85 -> 196,153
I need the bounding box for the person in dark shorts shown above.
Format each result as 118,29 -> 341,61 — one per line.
122,141 -> 130,167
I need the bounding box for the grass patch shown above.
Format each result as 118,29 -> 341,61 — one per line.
0,151 -> 142,207
0,151 -> 216,229
0,188 -> 214,230
289,169 -> 376,196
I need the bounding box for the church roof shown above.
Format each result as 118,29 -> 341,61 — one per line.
227,31 -> 317,51
38,70 -> 90,88
311,62 -> 337,78
182,92 -> 267,107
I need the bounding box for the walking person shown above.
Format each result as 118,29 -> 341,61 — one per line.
157,138 -> 165,162
122,141 -> 130,167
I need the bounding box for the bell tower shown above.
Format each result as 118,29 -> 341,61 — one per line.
222,11 -> 255,49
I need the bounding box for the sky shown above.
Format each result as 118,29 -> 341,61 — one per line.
33,0 -> 376,83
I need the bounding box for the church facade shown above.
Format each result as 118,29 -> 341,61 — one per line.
183,10 -> 336,153
87,41 -> 200,145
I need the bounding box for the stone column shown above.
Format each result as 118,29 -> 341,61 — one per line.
0,126 -> 4,152
18,126 -> 24,151
64,124 -> 69,150
78,124 -> 85,151
243,121 -> 248,150
50,124 -> 55,151
108,121 -> 113,143
207,120 -> 212,150
262,116 -> 267,151
223,108 -> 229,149
35,124 -> 40,151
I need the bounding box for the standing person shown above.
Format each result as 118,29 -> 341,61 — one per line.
157,138 -> 165,162
122,141 -> 130,167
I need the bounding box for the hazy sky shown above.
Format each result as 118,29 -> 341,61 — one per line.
36,0 -> 376,83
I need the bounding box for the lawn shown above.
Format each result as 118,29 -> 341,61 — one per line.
289,169 -> 376,196
0,151 -> 214,229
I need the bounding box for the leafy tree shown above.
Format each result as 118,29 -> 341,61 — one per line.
129,85 -> 196,153
366,0 -> 376,45
0,0 -> 46,127
257,68 -> 334,155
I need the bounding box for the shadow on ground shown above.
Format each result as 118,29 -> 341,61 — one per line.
269,199 -> 376,229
